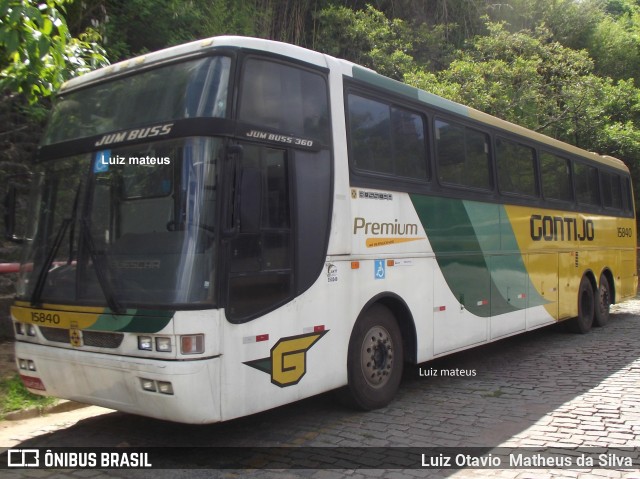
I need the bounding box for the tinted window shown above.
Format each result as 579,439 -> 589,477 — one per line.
348,95 -> 392,174
574,162 -> 600,206
622,177 -> 634,212
602,171 -> 623,210
227,144 -> 293,321
391,107 -> 427,178
541,152 -> 572,202
45,56 -> 231,145
496,138 -> 537,196
239,59 -> 330,143
348,94 -> 426,180
436,119 -> 491,190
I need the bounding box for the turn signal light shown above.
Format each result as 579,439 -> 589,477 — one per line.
181,334 -> 204,355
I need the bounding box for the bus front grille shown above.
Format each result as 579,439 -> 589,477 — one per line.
39,327 -> 124,349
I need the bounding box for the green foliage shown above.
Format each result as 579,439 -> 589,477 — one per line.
406,19 -> 640,206
0,374 -> 55,417
314,4 -> 416,79
406,23 -> 596,133
0,0 -> 109,103
588,8 -> 640,83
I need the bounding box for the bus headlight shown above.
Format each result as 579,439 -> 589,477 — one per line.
181,334 -> 204,355
15,323 -> 24,336
138,336 -> 152,351
26,324 -> 37,337
155,337 -> 172,352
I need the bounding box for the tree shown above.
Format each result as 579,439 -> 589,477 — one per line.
405,21 -> 640,206
1,0 -> 108,103
588,7 -> 640,83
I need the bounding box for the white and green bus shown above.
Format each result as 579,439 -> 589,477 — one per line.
8,36 -> 637,423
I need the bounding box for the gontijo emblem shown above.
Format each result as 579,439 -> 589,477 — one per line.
244,331 -> 328,387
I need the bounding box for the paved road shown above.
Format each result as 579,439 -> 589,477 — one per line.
2,300 -> 640,478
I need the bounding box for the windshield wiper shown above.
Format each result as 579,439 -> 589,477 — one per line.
80,218 -> 125,314
30,218 -> 72,307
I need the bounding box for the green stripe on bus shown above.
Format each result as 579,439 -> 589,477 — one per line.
410,195 -> 547,317
351,66 -> 470,117
88,309 -> 174,333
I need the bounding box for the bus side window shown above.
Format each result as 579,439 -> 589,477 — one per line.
622,177 -> 634,212
238,58 -> 330,144
435,119 -> 491,190
495,137 -> 537,197
347,92 -> 427,181
601,171 -> 623,210
348,94 -> 392,175
574,162 -> 600,207
540,151 -> 573,202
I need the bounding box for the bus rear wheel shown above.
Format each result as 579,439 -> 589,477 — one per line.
594,274 -> 611,327
346,304 -> 403,410
568,276 -> 595,334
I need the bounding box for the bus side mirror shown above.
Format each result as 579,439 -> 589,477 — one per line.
4,174 -> 31,243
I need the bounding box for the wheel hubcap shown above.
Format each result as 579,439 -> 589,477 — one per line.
361,326 -> 394,388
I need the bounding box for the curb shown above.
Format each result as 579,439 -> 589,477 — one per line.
3,400 -> 89,421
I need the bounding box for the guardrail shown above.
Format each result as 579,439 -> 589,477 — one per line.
0,263 -> 20,274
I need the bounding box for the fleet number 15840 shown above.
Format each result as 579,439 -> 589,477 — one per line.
31,312 -> 61,324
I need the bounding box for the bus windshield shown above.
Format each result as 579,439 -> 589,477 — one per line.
17,137 -> 220,309
43,56 -> 231,145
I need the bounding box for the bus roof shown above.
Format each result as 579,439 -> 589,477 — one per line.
61,36 -> 627,173
60,36 -> 329,93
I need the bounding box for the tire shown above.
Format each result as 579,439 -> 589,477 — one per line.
594,274 -> 611,327
568,275 -> 595,334
346,303 -> 403,410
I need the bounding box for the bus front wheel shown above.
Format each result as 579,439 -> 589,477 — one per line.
346,304 -> 403,411
568,276 -> 595,334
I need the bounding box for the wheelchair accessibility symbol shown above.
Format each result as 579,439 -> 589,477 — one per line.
374,259 -> 386,280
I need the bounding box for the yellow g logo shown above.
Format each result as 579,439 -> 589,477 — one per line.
244,331 -> 328,387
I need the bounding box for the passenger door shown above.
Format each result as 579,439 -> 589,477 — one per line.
223,143 -> 294,322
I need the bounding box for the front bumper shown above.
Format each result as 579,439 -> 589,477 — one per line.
15,341 -> 221,424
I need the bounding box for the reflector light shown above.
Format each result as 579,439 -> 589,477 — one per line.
314,325 -> 325,332
140,378 -> 156,392
155,337 -> 172,352
351,261 -> 360,269
21,375 -> 46,391
256,334 -> 269,342
157,381 -> 174,395
138,336 -> 152,351
181,334 -> 204,355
